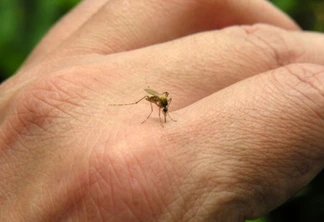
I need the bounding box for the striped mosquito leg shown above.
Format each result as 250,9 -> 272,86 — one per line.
167,98 -> 176,122
141,102 -> 154,124
158,108 -> 164,128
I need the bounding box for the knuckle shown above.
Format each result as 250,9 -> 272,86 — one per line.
239,24 -> 305,67
269,63 -> 324,159
12,66 -> 105,130
277,63 -> 324,114
285,63 -> 324,118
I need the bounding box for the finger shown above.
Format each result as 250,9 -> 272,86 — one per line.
6,24 -> 320,115
170,63 -> 324,219
102,24 -> 324,110
54,0 -> 299,57
21,0 -> 108,70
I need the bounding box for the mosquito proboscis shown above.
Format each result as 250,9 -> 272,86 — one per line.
109,88 -> 177,127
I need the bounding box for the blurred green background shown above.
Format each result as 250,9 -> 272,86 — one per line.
0,0 -> 323,221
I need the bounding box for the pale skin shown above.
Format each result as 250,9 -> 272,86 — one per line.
1,0 -> 324,221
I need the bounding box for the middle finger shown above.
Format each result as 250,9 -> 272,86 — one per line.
103,24 -> 324,110
54,0 -> 299,59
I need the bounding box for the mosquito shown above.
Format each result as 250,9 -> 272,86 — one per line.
109,88 -> 177,127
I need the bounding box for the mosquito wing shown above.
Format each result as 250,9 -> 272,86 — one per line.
144,88 -> 161,96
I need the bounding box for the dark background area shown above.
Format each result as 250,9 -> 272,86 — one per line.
0,1 -> 323,221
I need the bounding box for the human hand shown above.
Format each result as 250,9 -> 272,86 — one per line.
1,1 -> 324,221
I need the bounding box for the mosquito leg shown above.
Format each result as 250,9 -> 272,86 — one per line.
168,98 -> 172,106
164,112 -> 166,123
109,96 -> 148,106
159,108 -> 164,128
167,98 -> 177,122
141,102 -> 153,124
167,112 -> 177,122
168,113 -> 177,122
134,96 -> 150,104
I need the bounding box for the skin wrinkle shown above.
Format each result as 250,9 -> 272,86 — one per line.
189,198 -> 209,221
242,24 -> 304,67
129,143 -> 183,220
238,29 -> 279,71
241,67 -> 324,157
0,117 -> 29,154
44,83 -> 88,110
104,154 -> 125,210
1,138 -> 36,183
87,167 -> 110,220
223,159 -> 283,218
156,146 -> 195,220
3,61 -> 110,116
5,69 -> 118,155
55,165 -> 97,220
125,151 -> 156,219
88,140 -> 154,219
34,73 -> 97,109
158,159 -> 188,221
144,169 -> 168,219
186,178 -> 224,221
14,94 -> 75,134
165,187 -> 186,221
247,90 -> 322,215
230,77 -> 318,179
176,159 -> 235,220
90,195 -> 103,222
177,178 -> 197,218
161,162 -> 184,219
286,65 -> 324,119
29,139 -> 94,220
165,63 -> 324,218
272,65 -> 324,126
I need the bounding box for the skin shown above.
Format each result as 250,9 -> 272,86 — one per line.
0,0 -> 324,221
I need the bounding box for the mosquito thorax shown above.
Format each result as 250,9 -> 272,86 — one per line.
160,98 -> 168,107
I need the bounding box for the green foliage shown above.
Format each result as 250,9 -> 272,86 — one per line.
271,0 -> 324,30
246,217 -> 267,222
0,0 -> 80,80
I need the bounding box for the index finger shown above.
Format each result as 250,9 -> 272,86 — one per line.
21,0 -> 299,73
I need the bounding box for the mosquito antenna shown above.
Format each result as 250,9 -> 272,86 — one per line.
141,102 -> 154,124
145,77 -> 151,90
